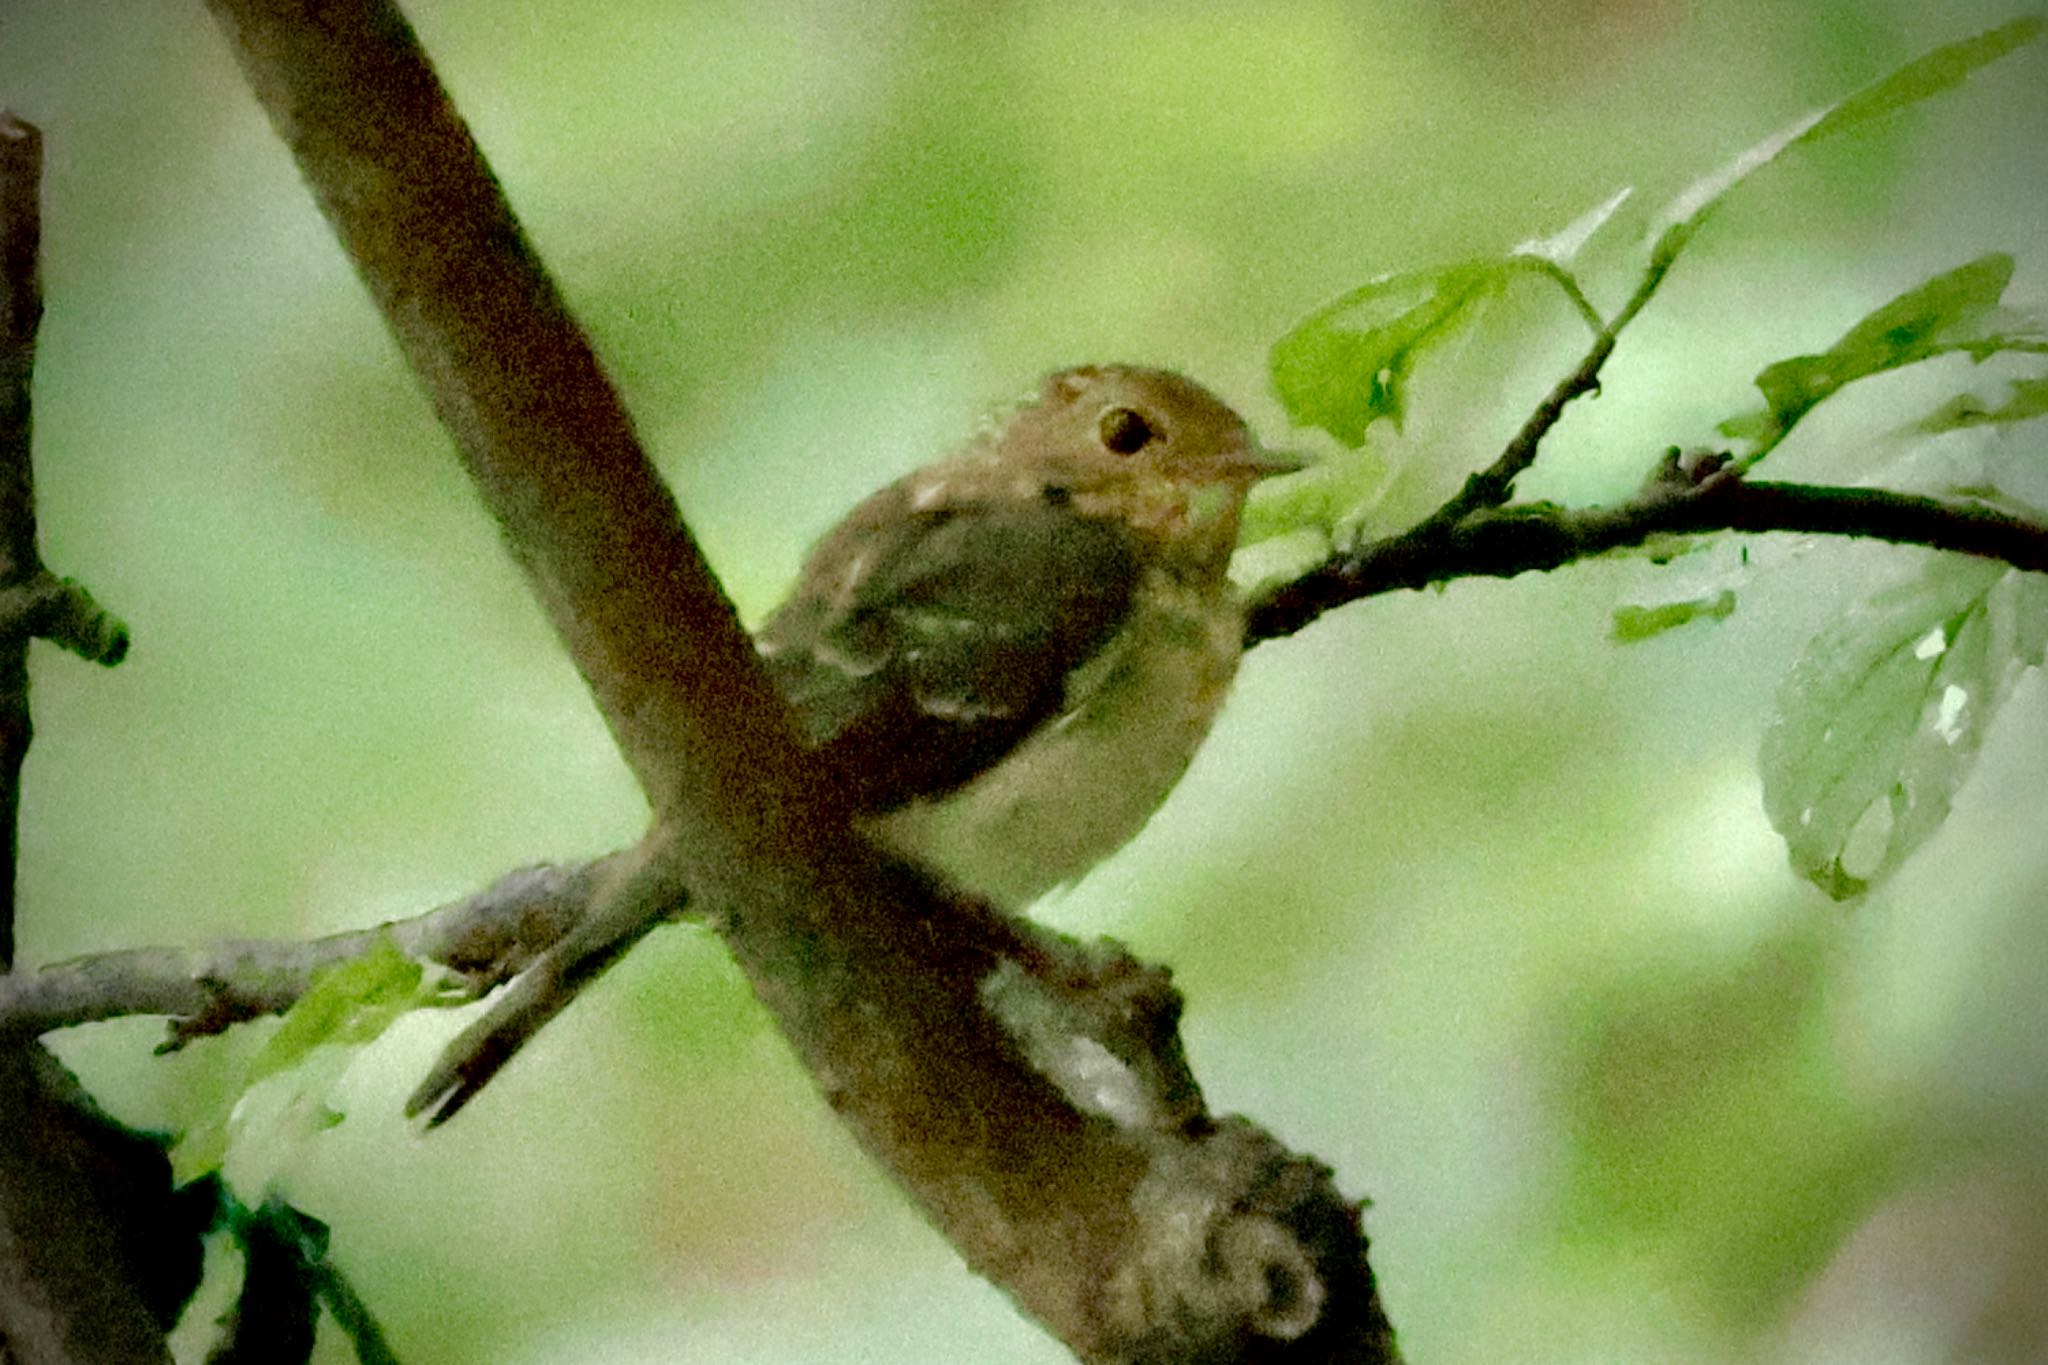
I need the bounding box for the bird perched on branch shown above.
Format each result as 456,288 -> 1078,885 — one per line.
407,365 -> 1296,1125
756,364 -> 1299,906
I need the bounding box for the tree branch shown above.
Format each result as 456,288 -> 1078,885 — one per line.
14,470 -> 2043,1042
195,2 -> 1395,1359
1246,473 -> 2048,643
9,5 -> 2036,1358
0,858 -> 617,1044
1,108 -> 44,974
1,108 -> 179,1365
1417,248 -> 1679,530
0,572 -> 129,666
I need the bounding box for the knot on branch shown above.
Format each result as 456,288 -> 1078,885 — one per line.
1107,1118 -> 1365,1360
1642,445 -> 1738,499
158,970 -> 285,1052
976,932 -> 1389,1356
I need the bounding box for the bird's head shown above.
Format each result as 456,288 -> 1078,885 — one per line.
981,365 -> 1302,555
997,365 -> 1299,492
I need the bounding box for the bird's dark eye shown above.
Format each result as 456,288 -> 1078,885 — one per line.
1098,406 -> 1155,455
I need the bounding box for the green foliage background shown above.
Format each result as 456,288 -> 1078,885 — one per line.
5,0 -> 2047,1360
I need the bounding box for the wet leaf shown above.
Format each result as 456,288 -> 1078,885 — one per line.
1269,261 -> 1509,446
1761,557 -> 2048,898
1914,372 -> 2048,433
1718,254 -> 2019,451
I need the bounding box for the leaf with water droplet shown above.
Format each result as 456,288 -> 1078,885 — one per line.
1269,261 -> 1510,447
1761,557 -> 2048,899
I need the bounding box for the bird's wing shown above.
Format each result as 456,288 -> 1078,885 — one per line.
756,485 -> 1141,813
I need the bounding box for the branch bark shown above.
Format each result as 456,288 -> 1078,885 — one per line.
1246,474 -> 2048,643
0,108 -> 43,973
0,858 -> 612,1043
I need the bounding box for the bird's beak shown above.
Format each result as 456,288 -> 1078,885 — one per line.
1236,442 -> 1311,480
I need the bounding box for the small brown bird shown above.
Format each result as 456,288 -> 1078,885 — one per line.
407,365 -> 1296,1125
756,365 -> 1298,906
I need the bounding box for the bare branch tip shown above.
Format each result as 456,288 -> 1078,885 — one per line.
404,1023 -> 514,1127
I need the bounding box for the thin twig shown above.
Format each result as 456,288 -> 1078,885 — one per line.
14,474 -> 2044,1030
0,108 -> 179,1365
1513,256 -> 1606,335
1421,249 -> 1681,530
0,571 -> 129,665
405,834 -> 689,1124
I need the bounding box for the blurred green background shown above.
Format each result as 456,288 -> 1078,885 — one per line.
5,0 -> 2048,1360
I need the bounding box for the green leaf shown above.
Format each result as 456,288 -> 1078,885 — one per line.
248,936 -> 451,1089
1760,558 -> 2048,899
170,937 -> 464,1184
1717,254 -> 2017,450
1612,589 -> 1738,642
1914,372 -> 2048,432
1833,254 -> 2016,360
1650,17 -> 2045,263
1802,15 -> 2047,144
170,1125 -> 228,1188
1713,408 -> 1777,447
1269,261 -> 1509,447
1270,187 -> 1650,451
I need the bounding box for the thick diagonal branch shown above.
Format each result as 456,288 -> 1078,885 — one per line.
196,2 -> 1394,1358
